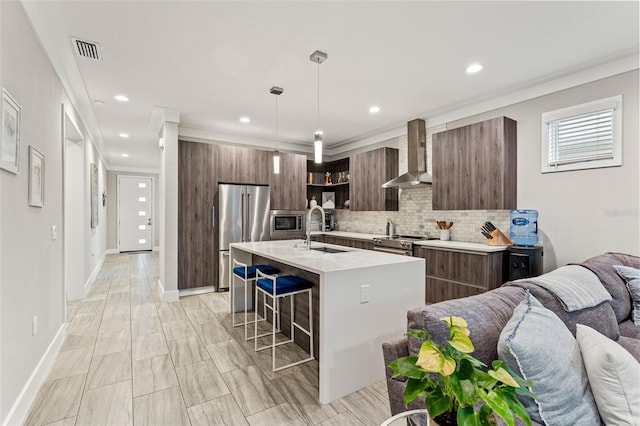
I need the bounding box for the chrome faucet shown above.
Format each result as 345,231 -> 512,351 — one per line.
306,205 -> 326,249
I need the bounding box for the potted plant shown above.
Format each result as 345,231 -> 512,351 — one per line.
388,316 -> 533,426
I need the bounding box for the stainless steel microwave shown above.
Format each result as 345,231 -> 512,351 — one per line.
270,210 -> 305,239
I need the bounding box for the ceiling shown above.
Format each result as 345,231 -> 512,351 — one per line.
22,1 -> 639,172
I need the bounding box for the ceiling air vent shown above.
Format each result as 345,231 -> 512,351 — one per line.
71,37 -> 102,61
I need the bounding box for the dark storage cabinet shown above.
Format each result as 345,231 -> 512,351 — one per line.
506,246 -> 543,281
432,116 -> 517,210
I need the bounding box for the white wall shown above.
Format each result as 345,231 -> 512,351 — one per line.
448,70 -> 639,270
0,2 -> 108,423
106,170 -> 160,250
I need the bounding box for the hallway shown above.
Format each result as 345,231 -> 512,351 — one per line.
23,253 -> 391,425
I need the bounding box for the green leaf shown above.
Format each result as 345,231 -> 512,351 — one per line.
459,379 -> 476,405
405,330 -> 427,340
388,356 -> 424,380
426,392 -> 452,419
478,405 -> 494,426
501,390 -> 532,426
458,358 -> 475,380
457,406 -> 481,426
404,377 -> 429,406
479,389 -> 514,426
448,328 -> 475,353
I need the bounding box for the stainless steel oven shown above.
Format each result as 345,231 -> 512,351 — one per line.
270,210 -> 305,239
372,245 -> 413,256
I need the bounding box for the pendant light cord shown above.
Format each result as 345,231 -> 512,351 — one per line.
275,95 -> 278,150
317,60 -> 320,132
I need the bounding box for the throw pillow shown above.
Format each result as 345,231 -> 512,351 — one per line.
576,324 -> 640,424
498,292 -> 600,426
614,265 -> 640,326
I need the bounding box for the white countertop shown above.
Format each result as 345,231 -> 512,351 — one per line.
230,239 -> 421,274
413,239 -> 508,252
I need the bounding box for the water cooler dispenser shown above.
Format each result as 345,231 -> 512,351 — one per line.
507,246 -> 544,280
507,209 -> 543,280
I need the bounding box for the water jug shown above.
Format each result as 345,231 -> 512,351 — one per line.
509,210 -> 538,246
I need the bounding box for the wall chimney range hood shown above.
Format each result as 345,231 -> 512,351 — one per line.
382,118 -> 432,188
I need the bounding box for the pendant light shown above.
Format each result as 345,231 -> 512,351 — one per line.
270,86 -> 283,174
310,50 -> 327,164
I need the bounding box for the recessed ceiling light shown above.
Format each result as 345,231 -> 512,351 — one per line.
239,116 -> 251,123
369,106 -> 381,114
466,63 -> 483,74
121,153 -> 129,157
93,99 -> 105,107
114,94 -> 129,102
119,133 -> 129,138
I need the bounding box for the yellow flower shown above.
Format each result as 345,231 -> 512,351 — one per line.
415,341 -> 444,373
441,357 -> 456,376
448,327 -> 475,353
440,316 -> 470,336
488,367 -> 519,387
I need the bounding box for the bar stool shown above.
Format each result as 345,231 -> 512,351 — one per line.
231,259 -> 280,340
254,269 -> 314,372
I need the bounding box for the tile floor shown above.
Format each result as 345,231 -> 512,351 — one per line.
24,252 -> 391,425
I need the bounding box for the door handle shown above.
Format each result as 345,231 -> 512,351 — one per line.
247,192 -> 252,242
241,193 -> 245,242
211,207 -> 215,229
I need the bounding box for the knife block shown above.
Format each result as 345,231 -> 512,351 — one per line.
487,228 -> 513,246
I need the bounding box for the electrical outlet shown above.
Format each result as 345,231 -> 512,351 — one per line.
360,284 -> 370,304
51,225 -> 57,241
32,316 -> 38,336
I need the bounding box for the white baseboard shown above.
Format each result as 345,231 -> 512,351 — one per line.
105,248 -> 118,255
83,250 -> 107,296
179,286 -> 215,297
2,324 -> 67,426
156,279 -> 179,302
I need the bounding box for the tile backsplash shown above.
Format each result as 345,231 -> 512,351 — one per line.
334,124 -> 511,243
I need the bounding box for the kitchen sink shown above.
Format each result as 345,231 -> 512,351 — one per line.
310,246 -> 348,254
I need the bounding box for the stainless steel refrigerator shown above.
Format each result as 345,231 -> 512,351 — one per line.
218,184 -> 271,291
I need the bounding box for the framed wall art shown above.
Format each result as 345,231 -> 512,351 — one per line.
28,146 -> 45,207
1,88 -> 21,174
91,162 -> 98,228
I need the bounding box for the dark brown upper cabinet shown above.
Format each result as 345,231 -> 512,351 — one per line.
270,152 -> 307,210
217,145 -> 270,185
432,116 -> 517,210
350,147 -> 399,211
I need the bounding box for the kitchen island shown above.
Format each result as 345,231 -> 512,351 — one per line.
229,239 -> 425,403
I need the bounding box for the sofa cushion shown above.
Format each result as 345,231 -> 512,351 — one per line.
498,292 -> 600,426
506,281 -> 619,341
618,319 -> 640,340
614,264 -> 640,325
577,252 -> 640,322
617,335 -> 640,362
407,286 -> 526,365
576,324 -> 640,424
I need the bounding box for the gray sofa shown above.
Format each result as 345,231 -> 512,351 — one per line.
382,252 -> 640,422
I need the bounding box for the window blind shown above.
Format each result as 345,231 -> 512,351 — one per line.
547,108 -> 614,166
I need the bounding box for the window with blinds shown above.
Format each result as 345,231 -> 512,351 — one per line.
541,95 -> 622,173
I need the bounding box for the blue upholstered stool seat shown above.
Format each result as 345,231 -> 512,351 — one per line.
232,264 -> 280,279
257,275 -> 312,296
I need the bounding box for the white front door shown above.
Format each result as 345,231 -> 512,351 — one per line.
118,176 -> 153,252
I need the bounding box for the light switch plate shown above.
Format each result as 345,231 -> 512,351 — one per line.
360,284 -> 370,304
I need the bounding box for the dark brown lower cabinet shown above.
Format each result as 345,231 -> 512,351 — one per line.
415,246 -> 505,304
321,235 -> 374,250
